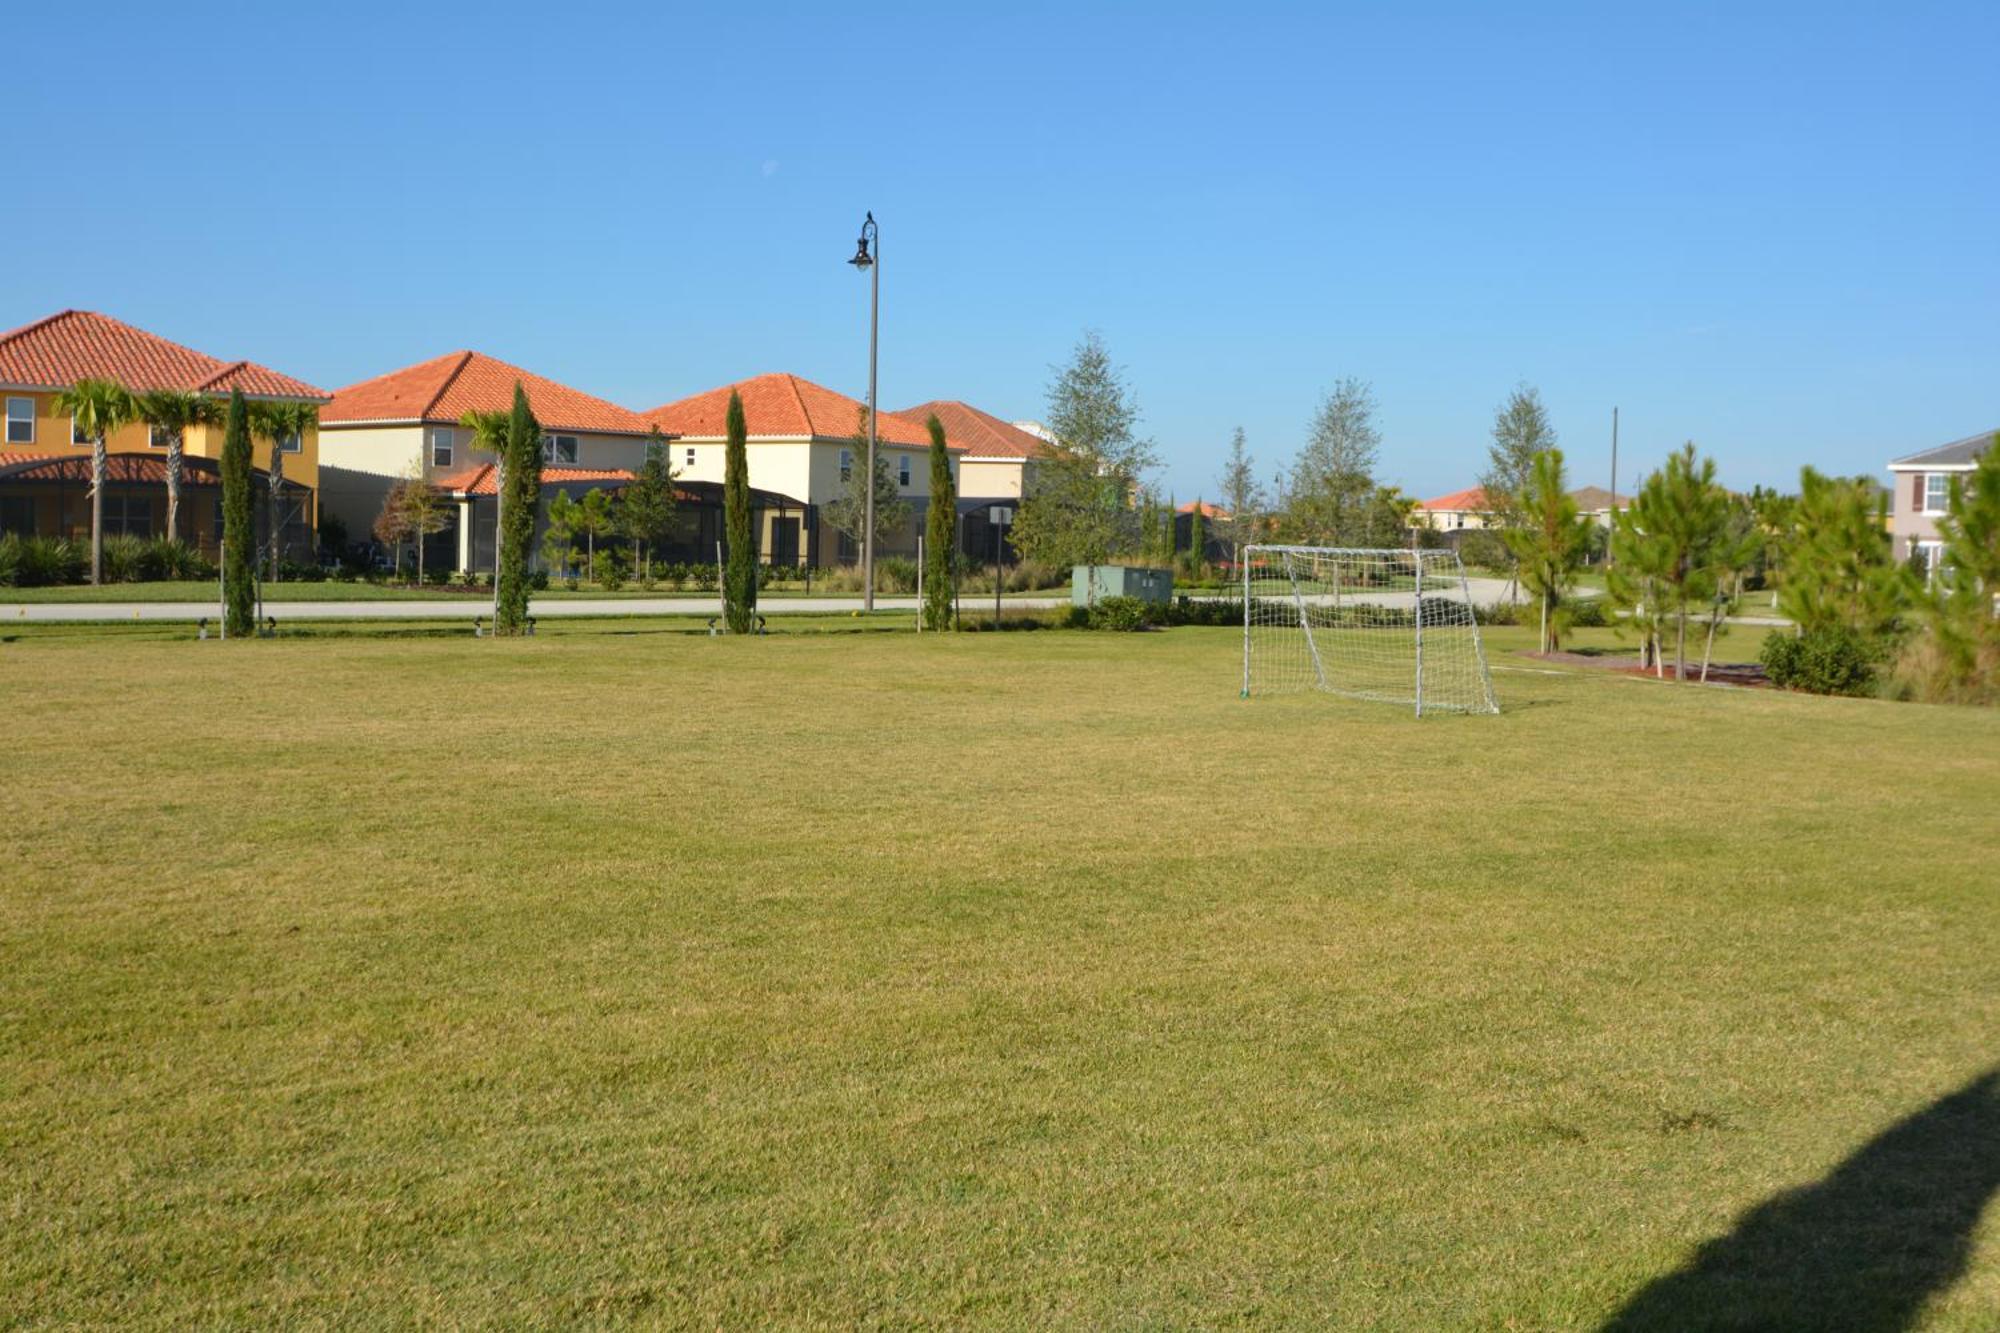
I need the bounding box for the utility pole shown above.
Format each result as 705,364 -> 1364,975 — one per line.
1607,406 -> 1619,570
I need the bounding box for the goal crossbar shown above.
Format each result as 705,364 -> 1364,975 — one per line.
1239,545 -> 1498,717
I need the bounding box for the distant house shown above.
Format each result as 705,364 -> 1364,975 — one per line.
1568,485 -> 1629,527
641,373 -> 961,565
0,310 -> 327,556
893,399 -> 1049,562
1410,486 -> 1497,533
319,350 -> 656,571
1176,500 -> 1231,563
1887,429 -> 1993,573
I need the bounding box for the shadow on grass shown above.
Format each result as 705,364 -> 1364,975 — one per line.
1602,1069 -> 2000,1331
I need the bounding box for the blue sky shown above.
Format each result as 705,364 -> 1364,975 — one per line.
8,1 -> 1996,500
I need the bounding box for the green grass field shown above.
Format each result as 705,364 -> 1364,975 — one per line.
0,580 -> 1067,603
4,621 -> 1996,1327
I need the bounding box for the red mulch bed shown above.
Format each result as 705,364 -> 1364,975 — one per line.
1527,651 -> 1770,688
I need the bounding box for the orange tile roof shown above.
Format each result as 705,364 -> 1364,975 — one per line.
1417,486 -> 1496,511
639,372 -> 940,448
0,309 -> 326,400
432,464 -> 636,497
323,351 -> 652,436
893,400 -> 1048,460
1178,499 -> 1228,517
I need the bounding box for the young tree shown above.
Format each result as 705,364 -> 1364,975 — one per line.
572,487 -> 614,582
620,429 -> 680,579
1777,467 -> 1905,640
825,405 -> 910,560
1216,427 -> 1264,563
541,489 -> 580,581
133,389 -> 221,545
1479,384 -> 1558,530
922,414 -> 956,631
53,377 -> 137,584
1010,330 -> 1155,572
373,478 -> 414,575
1503,449 -> 1593,652
722,390 -> 756,633
1285,378 -> 1380,544
1609,444 -> 1733,681
458,408 -> 510,580
219,389 -> 256,634
1912,435 -> 2000,702
395,470 -> 451,584
493,384 -> 542,633
1186,499 -> 1207,573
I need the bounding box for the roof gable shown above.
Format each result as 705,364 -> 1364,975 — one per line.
1419,486 -> 1495,511
639,372 -> 936,447
1890,430 -> 1994,469
893,400 -> 1047,459
0,309 -> 325,400
323,350 -> 651,436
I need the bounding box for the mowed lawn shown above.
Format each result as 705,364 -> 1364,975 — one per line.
3,622 -> 1997,1328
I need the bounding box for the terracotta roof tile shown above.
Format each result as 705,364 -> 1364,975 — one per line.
0,451 -> 296,486
1417,486 -> 1496,511
324,351 -> 651,436
0,310 -> 325,400
433,463 -> 635,497
893,400 -> 1048,460
639,372 -> 939,448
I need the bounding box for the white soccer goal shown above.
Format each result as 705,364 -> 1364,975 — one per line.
1239,545 -> 1499,716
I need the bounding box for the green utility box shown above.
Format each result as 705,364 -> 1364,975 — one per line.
1072,565 -> 1174,606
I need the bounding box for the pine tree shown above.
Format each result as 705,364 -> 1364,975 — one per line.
1609,444 -> 1733,681
620,429 -> 679,580
1915,435 -> 2000,701
723,390 -> 756,633
1216,427 -> 1263,563
1010,331 -> 1154,570
219,389 -> 256,636
1286,379 -> 1380,544
1479,384 -> 1557,530
494,383 -> 541,633
1502,449 -> 1592,652
923,414 -> 956,631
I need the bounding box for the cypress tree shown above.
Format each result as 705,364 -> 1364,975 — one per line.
1188,499 -> 1207,571
723,390 -> 756,633
494,382 -> 542,632
219,388 -> 255,636
923,414 -> 956,631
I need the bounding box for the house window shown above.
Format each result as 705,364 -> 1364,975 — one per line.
6,397 -> 34,444
685,446 -> 696,468
542,434 -> 579,465
431,428 -> 454,469
147,425 -> 168,449
278,431 -> 302,454
71,416 -> 89,445
898,454 -> 911,487
839,449 -> 852,482
1924,473 -> 1950,513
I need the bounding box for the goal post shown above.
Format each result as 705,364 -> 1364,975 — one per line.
1239,545 -> 1499,717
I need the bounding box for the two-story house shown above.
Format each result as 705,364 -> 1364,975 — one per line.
1887,430 -> 1991,575
0,309 -> 327,555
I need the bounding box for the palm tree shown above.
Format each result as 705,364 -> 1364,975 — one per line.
134,390 -> 222,545
459,409 -> 510,583
251,401 -> 320,578
53,377 -> 137,584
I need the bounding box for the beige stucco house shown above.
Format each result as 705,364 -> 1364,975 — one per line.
318,350 -> 657,571
639,373 -> 961,564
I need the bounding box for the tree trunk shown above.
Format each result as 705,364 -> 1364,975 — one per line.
165,433 -> 182,544
89,434 -> 107,585
1676,611 -> 1688,684
268,440 -> 286,580
1701,612 -> 1719,684
1538,592 -> 1548,654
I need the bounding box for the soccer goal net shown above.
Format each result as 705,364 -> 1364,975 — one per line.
1239,545 -> 1499,716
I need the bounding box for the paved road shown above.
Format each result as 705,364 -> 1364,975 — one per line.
2,576 -> 1536,623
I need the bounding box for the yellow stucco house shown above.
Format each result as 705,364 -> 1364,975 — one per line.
0,310 -> 328,554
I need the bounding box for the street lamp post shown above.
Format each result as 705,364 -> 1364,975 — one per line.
848,212 -> 879,612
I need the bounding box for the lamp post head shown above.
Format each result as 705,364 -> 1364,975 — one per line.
848,211 -> 875,270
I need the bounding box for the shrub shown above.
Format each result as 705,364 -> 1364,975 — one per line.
597,550 -> 628,591
1089,596 -> 1157,631
1562,596 -> 1610,629
529,569 -> 550,591
0,534 -> 18,587
101,533 -> 150,583
955,608 -> 1062,632
1760,626 -> 1878,697
1478,599 -> 1524,626
145,538 -> 213,581
877,555 -> 919,595
11,536 -> 85,586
